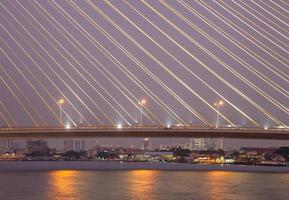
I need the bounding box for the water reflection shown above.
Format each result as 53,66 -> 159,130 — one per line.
127,170 -> 159,200
2,169 -> 286,200
47,170 -> 80,200
205,171 -> 232,200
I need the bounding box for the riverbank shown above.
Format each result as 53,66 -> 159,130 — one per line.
0,161 -> 289,172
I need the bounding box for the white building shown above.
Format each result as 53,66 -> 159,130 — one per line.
203,138 -> 223,150
191,138 -> 205,150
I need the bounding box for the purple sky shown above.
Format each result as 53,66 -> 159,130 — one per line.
1,0 -> 289,148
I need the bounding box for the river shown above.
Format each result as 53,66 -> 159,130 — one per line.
0,161 -> 289,200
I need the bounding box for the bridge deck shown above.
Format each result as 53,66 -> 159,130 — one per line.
1,127 -> 289,140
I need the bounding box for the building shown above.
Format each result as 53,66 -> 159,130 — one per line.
143,138 -> 151,151
63,140 -> 74,152
144,151 -> 175,161
63,139 -> 86,152
239,147 -> 276,155
26,140 -> 50,155
0,140 -> 9,152
191,138 -> 205,150
203,138 -> 223,150
160,143 -> 191,150
85,138 -> 99,150
0,139 -> 15,151
74,139 -> 85,152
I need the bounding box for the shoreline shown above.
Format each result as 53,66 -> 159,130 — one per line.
0,161 -> 289,173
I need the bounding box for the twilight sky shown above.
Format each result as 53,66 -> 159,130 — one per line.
1,0 -> 289,148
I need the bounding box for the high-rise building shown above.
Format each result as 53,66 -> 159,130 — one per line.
191,138 -> 205,150
204,138 -> 223,150
0,140 -> 8,151
47,139 -> 64,151
26,140 -> 50,155
0,139 -> 15,151
74,139 -> 85,152
63,139 -> 86,152
7,139 -> 14,149
143,138 -> 151,151
63,140 -> 74,152
191,138 -> 223,150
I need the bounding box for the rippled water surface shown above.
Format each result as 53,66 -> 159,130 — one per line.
0,169 -> 289,200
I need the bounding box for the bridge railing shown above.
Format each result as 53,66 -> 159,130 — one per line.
1,125 -> 289,132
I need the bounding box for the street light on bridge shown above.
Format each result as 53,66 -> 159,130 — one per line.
138,99 -> 146,127
57,98 -> 65,126
138,99 -> 150,151
214,100 -> 224,128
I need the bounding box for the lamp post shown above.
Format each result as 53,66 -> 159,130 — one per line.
214,100 -> 224,150
138,99 -> 149,151
214,100 -> 224,128
138,99 -> 146,127
58,98 -> 65,126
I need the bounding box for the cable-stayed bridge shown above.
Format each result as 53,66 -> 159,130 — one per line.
0,0 -> 289,139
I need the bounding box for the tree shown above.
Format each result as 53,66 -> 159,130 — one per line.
231,150 -> 240,157
216,149 -> 225,156
64,151 -> 81,159
171,147 -> 191,157
96,151 -> 111,159
276,147 -> 289,161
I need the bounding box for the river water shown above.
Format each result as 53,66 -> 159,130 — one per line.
0,162 -> 289,200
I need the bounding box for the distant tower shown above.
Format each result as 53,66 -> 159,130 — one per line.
143,138 -> 151,151
7,139 -> 14,150
219,138 -> 224,150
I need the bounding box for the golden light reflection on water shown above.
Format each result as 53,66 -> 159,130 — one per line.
127,170 -> 159,200
47,170 -> 80,200
206,171 -> 231,200
205,171 -> 247,200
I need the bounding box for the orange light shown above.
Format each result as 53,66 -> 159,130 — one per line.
214,100 -> 224,106
58,99 -> 65,105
